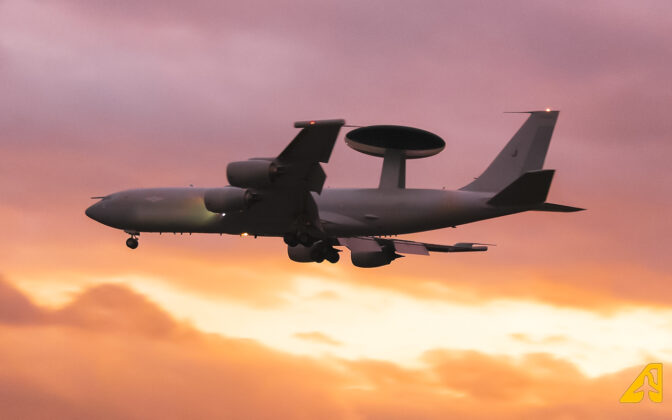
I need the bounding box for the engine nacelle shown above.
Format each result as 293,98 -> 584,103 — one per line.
203,187 -> 252,214
287,244 -> 314,263
227,159 -> 279,189
350,250 -> 397,268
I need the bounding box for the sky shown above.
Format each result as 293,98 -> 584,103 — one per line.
1,0 -> 671,418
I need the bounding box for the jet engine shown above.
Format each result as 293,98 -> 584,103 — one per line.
350,249 -> 400,268
227,159 -> 280,189
203,186 -> 253,214
287,244 -> 314,263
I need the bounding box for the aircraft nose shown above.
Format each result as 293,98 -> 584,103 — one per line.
85,201 -> 104,222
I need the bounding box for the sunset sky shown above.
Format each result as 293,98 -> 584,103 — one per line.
1,0 -> 672,418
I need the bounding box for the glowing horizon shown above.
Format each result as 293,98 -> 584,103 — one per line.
10,272 -> 672,379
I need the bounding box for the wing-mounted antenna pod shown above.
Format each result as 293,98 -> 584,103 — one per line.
345,125 -> 445,189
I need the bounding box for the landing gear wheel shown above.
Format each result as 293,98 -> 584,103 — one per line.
126,237 -> 139,249
283,233 -> 299,247
309,242 -> 338,264
298,232 -> 314,246
310,244 -> 325,262
326,251 -> 340,264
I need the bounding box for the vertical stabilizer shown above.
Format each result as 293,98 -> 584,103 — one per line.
461,110 -> 559,192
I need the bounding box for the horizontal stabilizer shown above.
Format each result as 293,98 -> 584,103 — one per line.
488,170 -> 554,206
426,242 -> 489,253
532,202 -> 585,212
338,237 -> 490,255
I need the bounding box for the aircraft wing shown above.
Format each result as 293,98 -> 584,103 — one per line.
338,237 -> 490,255
237,119 -> 344,236
274,119 -> 346,193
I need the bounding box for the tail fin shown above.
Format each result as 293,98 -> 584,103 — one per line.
462,110 -> 559,192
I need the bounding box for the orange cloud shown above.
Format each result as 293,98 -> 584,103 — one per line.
345,351 -> 671,419
0,277 -> 44,323
0,278 -> 351,419
510,332 -> 567,345
0,278 -> 670,419
294,331 -> 342,346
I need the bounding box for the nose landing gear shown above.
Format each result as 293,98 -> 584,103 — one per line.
125,231 -> 139,249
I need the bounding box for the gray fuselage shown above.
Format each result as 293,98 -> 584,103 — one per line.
85,187 -> 518,237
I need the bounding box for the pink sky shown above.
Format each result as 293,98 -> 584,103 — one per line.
1,0 -> 671,418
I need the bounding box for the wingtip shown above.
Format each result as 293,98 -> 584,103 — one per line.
294,119 -> 346,128
503,109 -> 559,115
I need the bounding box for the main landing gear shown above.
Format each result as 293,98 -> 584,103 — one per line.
285,233 -> 340,264
283,232 -> 315,247
309,241 -> 340,264
125,232 -> 139,249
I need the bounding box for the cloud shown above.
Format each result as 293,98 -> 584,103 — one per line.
0,277 -> 44,324
510,333 -> 567,345
1,278 -> 671,419
294,331 -> 342,346
345,350 -> 671,419
0,278 -> 183,335
51,283 -> 186,337
0,278 -> 352,419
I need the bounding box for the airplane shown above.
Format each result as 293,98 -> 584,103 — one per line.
85,110 -> 583,268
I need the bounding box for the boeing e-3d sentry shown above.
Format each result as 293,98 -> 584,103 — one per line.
86,110 -> 583,268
